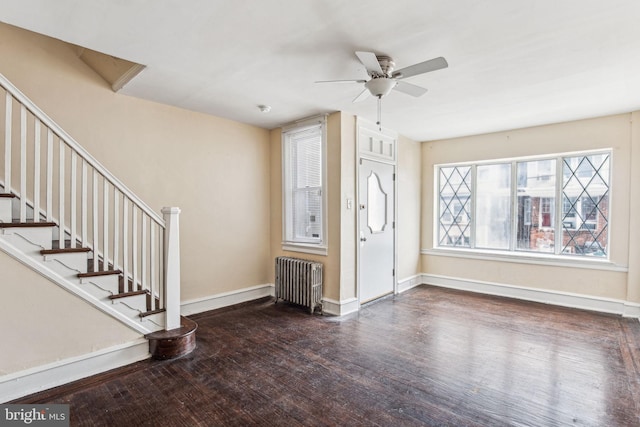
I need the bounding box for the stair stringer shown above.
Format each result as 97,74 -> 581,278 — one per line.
1,227 -> 54,252
79,275 -> 121,296
42,252 -> 90,274
0,236 -> 164,335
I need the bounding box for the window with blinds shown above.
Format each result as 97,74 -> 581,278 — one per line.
282,116 -> 327,253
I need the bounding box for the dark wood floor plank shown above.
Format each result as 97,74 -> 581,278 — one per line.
12,286 -> 640,426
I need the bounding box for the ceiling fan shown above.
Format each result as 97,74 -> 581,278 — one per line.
317,51 -> 448,127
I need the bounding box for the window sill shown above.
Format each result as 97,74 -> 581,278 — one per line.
421,247 -> 627,272
282,243 -> 328,256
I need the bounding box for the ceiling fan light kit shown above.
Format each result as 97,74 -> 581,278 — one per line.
317,50 -> 448,128
365,78 -> 397,98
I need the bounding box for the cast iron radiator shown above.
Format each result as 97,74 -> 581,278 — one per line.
275,256 -> 323,314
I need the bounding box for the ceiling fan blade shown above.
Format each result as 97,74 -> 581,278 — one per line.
315,79 -> 367,84
394,81 -> 428,97
355,51 -> 384,76
353,88 -> 370,103
393,57 -> 448,79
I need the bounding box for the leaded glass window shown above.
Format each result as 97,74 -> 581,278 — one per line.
438,166 -> 471,247
561,154 -> 610,256
435,151 -> 610,259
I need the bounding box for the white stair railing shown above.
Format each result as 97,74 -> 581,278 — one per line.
0,72 -> 180,329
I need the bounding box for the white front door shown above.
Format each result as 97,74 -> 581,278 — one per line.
358,158 -> 395,303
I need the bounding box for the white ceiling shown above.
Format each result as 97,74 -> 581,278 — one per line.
1,0 -> 640,141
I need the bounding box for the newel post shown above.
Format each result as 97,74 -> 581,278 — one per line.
162,207 -> 181,330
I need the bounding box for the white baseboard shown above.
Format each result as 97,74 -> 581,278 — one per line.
623,302 -> 640,318
0,339 -> 149,403
322,297 -> 359,316
181,283 -> 363,317
421,273 -> 640,319
180,284 -> 275,316
397,275 -> 422,294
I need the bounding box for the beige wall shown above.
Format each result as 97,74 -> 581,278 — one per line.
628,111 -> 640,302
397,135 -> 422,280
339,114 -> 357,301
421,113 -> 636,301
0,24 -> 272,302
0,251 -> 140,374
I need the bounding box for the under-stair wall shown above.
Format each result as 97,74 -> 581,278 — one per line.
0,249 -> 147,401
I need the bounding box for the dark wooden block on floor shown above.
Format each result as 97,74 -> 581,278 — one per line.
145,316 -> 197,360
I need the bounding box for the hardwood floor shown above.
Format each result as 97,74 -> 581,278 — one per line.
14,286 -> 640,426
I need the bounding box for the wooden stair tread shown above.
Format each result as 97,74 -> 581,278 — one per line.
41,247 -> 91,255
140,308 -> 166,318
109,290 -> 148,300
0,193 -> 16,198
78,269 -> 122,278
146,316 -> 197,339
0,221 -> 56,228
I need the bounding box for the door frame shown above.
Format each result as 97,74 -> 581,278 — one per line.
355,118 -> 398,306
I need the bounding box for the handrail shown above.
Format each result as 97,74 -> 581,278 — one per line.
0,72 -> 164,227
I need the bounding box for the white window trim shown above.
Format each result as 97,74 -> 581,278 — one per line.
432,149 -> 612,262
281,114 -> 328,255
421,247 -> 627,272
282,242 -> 328,256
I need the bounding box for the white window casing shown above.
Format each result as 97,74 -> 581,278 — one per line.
281,115 -> 328,255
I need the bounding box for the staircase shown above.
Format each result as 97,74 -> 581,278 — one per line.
0,202 -> 165,333
0,72 -> 187,342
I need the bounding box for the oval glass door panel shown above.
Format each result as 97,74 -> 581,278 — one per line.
367,172 -> 388,233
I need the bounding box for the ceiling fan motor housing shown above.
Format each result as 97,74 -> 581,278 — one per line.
376,55 -> 396,77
